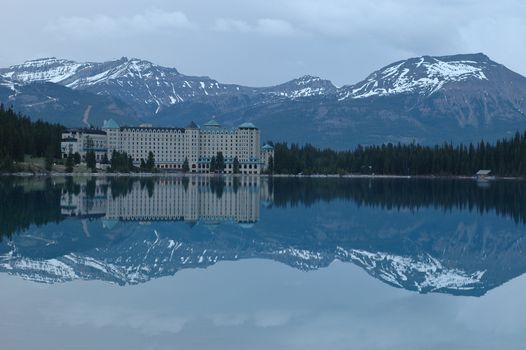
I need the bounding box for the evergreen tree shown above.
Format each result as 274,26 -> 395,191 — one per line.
0,154 -> 14,172
268,155 -> 274,173
86,151 -> 97,173
210,156 -> 217,173
73,152 -> 81,165
146,151 -> 155,171
128,156 -> 134,171
216,152 -> 225,173
45,155 -> 53,171
182,157 -> 189,172
233,156 -> 240,174
100,153 -> 108,165
110,151 -> 132,172
65,153 -> 74,173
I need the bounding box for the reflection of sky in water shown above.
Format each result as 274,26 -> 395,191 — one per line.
1,260 -> 525,350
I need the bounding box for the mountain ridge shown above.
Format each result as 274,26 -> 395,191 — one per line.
1,53 -> 526,148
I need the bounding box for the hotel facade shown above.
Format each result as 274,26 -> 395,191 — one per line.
61,119 -> 274,174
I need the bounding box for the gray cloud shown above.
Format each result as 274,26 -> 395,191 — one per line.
0,0 -> 524,86
47,9 -> 196,39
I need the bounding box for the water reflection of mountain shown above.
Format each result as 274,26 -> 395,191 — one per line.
1,177 -> 525,296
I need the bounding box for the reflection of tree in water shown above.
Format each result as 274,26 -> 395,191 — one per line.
209,176 -> 226,198
2,176 -> 526,240
0,178 -> 63,240
140,178 -> 155,198
232,177 -> 240,194
108,177 -> 135,199
270,178 -> 526,224
85,178 -> 97,212
65,177 -> 80,195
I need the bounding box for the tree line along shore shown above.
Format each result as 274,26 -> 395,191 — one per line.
1,105 -> 526,177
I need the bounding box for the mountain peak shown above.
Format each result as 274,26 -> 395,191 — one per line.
338,53 -> 495,100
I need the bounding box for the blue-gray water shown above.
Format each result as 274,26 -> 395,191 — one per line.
0,176 -> 525,349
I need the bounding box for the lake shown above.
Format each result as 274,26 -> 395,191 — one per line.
1,176 -> 525,349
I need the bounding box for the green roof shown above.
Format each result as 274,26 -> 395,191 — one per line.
262,144 -> 274,150
238,122 -> 256,129
203,119 -> 221,127
102,119 -> 120,129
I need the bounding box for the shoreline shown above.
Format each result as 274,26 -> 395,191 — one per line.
1,172 -> 525,181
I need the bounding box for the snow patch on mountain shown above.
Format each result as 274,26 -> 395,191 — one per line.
2,57 -> 84,84
338,55 -> 491,100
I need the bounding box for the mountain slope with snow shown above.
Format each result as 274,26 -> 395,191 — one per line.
1,53 -> 526,146
338,53 -> 493,99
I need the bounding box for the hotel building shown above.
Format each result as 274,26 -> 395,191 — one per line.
61,119 -> 274,174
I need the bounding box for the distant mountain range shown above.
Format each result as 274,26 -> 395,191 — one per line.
1,53 -> 526,148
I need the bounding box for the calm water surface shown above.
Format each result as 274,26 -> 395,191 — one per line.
1,176 -> 525,349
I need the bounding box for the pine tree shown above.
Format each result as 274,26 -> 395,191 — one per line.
210,156 -> 217,173
216,152 -> 225,173
86,150 -> 97,173
65,153 -> 74,173
268,155 -> 274,173
182,157 -> 189,172
233,156 -> 240,174
101,153 -> 109,165
146,151 -> 155,171
73,152 -> 81,165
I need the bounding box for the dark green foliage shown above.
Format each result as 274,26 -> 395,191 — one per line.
65,153 -> 74,173
86,150 -> 97,173
45,156 -> 53,171
233,156 -> 240,174
0,154 -> 14,172
101,153 -> 109,165
267,155 -> 274,173
110,151 -> 134,172
273,133 -> 526,177
146,151 -> 155,171
0,104 -> 63,171
182,157 -> 189,172
73,152 -> 81,165
210,156 -> 217,173
216,152 -> 225,173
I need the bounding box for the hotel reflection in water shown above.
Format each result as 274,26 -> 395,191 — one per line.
60,177 -> 271,226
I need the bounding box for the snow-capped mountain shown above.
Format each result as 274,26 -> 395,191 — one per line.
261,75 -> 336,98
1,53 -> 526,147
0,57 -> 335,118
338,53 -> 494,100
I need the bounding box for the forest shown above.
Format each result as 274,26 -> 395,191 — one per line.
1,104 -> 526,177
0,104 -> 64,171
271,133 -> 526,176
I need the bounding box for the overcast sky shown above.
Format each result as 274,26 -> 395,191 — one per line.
2,0 -> 525,86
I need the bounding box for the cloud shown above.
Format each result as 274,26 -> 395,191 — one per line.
214,18 -> 251,33
213,17 -> 300,37
255,18 -> 299,37
49,9 -> 195,39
